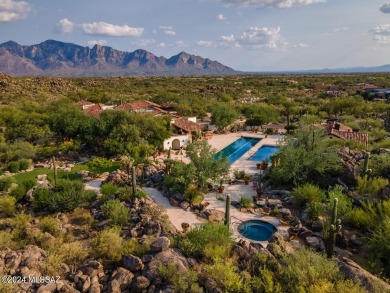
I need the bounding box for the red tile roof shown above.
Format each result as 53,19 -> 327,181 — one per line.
83,104 -> 105,117
115,100 -> 169,116
172,118 -> 202,133
325,121 -> 368,146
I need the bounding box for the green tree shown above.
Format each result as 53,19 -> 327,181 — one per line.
186,140 -> 229,189
211,104 -> 239,131
270,126 -> 341,186
87,157 -> 112,176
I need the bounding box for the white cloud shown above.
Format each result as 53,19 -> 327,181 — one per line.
334,26 -> 349,32
370,24 -> 390,44
380,2 -> 390,13
173,41 -> 185,48
0,0 -> 31,22
294,43 -> 309,48
217,35 -> 241,48
216,14 -> 227,20
370,24 -> 390,36
219,34 -> 236,42
82,22 -> 144,37
220,0 -> 325,8
87,40 -> 107,46
196,40 -> 214,47
240,26 -> 288,49
132,39 -> 155,46
373,35 -> 390,44
157,42 -> 166,48
54,18 -> 73,34
158,25 -> 176,36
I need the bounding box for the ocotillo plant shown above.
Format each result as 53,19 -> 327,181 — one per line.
327,198 -> 342,258
360,153 -> 370,178
132,166 -> 137,197
224,194 -> 231,228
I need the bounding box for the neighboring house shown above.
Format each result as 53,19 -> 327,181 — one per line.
325,121 -> 369,146
261,122 -> 287,134
163,117 -> 203,150
114,100 -> 169,116
75,100 -> 95,110
76,100 -> 116,117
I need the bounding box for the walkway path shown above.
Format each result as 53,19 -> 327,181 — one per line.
84,179 -> 104,194
142,187 -> 203,231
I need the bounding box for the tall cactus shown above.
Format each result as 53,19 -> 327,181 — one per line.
224,194 -> 231,228
360,152 -> 370,178
327,198 -> 342,258
132,166 -> 137,197
52,156 -> 58,187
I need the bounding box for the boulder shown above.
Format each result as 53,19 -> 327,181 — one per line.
305,236 -> 320,250
180,201 -> 190,210
129,276 -> 151,292
109,267 -> 134,292
150,237 -> 170,252
123,254 -> 144,272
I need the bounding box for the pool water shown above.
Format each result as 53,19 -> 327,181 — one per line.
214,137 -> 260,165
238,220 -> 277,241
248,145 -> 279,162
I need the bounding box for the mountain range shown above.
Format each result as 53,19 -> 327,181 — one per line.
0,40 -> 237,76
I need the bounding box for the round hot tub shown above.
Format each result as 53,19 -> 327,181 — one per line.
238,220 -> 277,242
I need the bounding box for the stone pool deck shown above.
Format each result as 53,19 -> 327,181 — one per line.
208,131 -> 283,175
144,184 -> 289,246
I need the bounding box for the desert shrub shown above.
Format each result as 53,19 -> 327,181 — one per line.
307,202 -> 325,220
83,190 -> 97,203
177,223 -> 232,259
87,157 -> 112,176
366,217 -> 390,277
33,180 -> 86,213
22,179 -> 35,191
122,237 -> 155,257
239,197 -> 252,208
327,185 -> 353,220
72,211 -> 95,227
100,183 -> 118,202
0,195 -> 16,216
39,217 -> 62,236
7,161 -> 19,173
101,199 -> 130,227
90,227 -> 123,261
41,241 -> 88,276
371,153 -> 390,178
135,189 -> 147,199
0,231 -> 17,250
357,176 -> 388,198
292,183 -> 325,207
158,263 -> 202,293
10,185 -> 26,202
205,260 -> 250,293
280,248 -> 364,292
118,186 -> 133,201
184,185 -> 204,204
0,280 -> 17,293
0,177 -> 14,191
10,213 -> 32,242
345,208 -> 375,229
18,159 -> 31,171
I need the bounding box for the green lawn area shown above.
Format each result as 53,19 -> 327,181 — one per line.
12,162 -> 121,184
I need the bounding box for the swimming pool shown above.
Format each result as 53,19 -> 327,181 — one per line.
238,220 -> 277,242
214,137 -> 261,165
248,145 -> 279,162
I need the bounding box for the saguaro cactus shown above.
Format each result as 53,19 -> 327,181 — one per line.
327,198 -> 342,258
52,156 -> 58,187
132,166 -> 137,197
224,194 -> 231,228
360,153 -> 370,178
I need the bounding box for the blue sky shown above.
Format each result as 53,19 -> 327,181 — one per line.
0,0 -> 390,71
